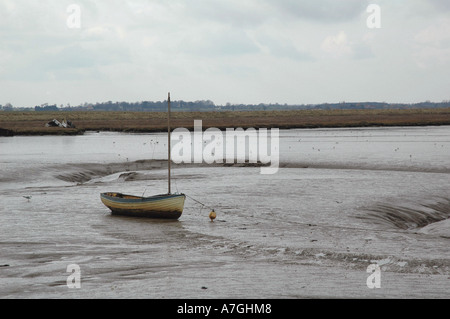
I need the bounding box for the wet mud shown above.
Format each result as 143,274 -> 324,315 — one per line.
0,127 -> 449,298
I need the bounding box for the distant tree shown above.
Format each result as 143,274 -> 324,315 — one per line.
3,103 -> 13,111
35,104 -> 58,111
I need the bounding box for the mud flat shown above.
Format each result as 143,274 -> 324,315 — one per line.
0,127 -> 449,298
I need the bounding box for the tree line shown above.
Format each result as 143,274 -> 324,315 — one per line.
1,100 -> 450,112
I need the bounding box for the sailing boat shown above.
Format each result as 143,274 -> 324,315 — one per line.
100,93 -> 186,219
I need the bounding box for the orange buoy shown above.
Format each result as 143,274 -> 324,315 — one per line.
209,209 -> 216,222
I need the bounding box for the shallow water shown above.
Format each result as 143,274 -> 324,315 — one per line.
0,126 -> 449,298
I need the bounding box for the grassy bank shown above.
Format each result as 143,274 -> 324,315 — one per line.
1,108 -> 450,135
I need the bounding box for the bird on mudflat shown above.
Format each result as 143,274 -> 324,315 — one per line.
23,196 -> 32,201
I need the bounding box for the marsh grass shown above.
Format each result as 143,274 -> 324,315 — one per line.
1,108 -> 449,135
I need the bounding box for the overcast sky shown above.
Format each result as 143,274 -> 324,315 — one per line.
1,0 -> 449,107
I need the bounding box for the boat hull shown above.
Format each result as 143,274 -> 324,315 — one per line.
100,192 -> 185,219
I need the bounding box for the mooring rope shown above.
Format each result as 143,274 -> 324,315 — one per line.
185,194 -> 215,211
185,194 -> 217,221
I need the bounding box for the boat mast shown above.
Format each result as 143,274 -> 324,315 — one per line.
168,92 -> 171,194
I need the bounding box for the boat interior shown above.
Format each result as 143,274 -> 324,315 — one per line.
104,192 -> 143,199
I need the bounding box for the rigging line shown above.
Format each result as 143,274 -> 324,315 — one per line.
173,177 -> 179,194
186,194 -> 214,211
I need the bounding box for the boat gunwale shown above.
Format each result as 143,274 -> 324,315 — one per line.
101,192 -> 185,204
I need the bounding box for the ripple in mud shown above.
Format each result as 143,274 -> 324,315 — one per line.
358,198 -> 450,234
52,159 -> 210,184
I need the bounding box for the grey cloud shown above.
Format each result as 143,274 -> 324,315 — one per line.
50,44 -> 130,69
2,42 -> 130,81
429,0 -> 450,11
268,0 -> 367,22
181,0 -> 271,28
187,30 -> 260,56
252,33 -> 314,61
177,0 -> 368,26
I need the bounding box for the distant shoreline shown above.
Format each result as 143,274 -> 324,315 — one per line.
1,108 -> 450,136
